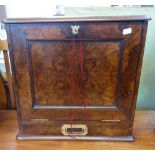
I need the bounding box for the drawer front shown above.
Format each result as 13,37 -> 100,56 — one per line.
21,122 -> 130,137
9,21 -> 143,125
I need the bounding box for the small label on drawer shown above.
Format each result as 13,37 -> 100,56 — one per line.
123,27 -> 132,35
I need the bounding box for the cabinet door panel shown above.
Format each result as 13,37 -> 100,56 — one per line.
29,40 -> 121,107
9,22 -> 142,122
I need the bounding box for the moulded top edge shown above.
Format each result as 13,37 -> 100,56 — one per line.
3,15 -> 151,24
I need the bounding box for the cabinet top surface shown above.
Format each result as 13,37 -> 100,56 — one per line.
3,15 -> 151,24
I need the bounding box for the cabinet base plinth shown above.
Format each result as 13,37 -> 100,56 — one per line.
16,133 -> 135,142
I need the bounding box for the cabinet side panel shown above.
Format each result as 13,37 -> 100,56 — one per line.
5,24 -> 23,132
9,24 -> 33,120
129,21 -> 148,130
119,22 -> 143,122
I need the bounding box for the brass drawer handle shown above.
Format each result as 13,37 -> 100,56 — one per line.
61,124 -> 88,136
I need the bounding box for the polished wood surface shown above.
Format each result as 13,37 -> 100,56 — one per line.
5,17 -> 149,140
0,110 -> 155,149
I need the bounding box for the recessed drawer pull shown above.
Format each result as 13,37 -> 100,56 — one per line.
61,124 -> 88,136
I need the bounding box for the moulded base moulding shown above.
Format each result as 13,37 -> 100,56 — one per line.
16,133 -> 135,142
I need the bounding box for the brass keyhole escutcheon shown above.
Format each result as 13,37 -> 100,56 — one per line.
71,25 -> 80,35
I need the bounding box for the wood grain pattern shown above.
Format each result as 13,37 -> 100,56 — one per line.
29,41 -> 120,106
4,17 -> 149,140
0,110 -> 155,149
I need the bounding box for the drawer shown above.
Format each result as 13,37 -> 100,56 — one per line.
11,21 -> 143,40
21,123 -> 130,137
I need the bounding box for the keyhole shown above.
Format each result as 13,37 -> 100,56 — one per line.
71,25 -> 80,35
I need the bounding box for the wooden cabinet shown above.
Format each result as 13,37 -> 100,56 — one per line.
4,16 -> 150,141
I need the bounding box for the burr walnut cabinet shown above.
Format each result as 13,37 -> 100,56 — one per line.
4,16 -> 150,141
